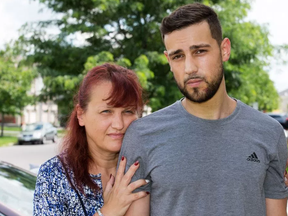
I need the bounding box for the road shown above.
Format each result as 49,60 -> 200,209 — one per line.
0,140 -> 61,170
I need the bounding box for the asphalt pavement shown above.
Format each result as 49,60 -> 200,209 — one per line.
0,141 -> 60,171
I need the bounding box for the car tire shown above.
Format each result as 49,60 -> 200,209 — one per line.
52,135 -> 57,143
40,138 -> 44,144
18,141 -> 23,145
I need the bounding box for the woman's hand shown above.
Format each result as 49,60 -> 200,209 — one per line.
99,156 -> 149,216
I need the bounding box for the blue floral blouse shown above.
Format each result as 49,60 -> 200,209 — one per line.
33,156 -> 104,216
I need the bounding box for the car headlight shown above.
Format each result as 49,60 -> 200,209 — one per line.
33,132 -> 42,138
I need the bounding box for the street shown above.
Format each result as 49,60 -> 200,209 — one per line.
0,140 -> 60,171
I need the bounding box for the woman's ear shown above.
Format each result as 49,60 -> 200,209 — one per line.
76,104 -> 85,126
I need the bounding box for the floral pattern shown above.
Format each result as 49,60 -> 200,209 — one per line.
33,156 -> 104,216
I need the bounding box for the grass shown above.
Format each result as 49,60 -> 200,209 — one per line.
57,129 -> 66,135
3,126 -> 21,131
0,136 -> 17,147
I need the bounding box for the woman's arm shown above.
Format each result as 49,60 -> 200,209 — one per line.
33,160 -> 68,215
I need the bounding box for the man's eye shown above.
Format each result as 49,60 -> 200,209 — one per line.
172,54 -> 184,60
196,49 -> 207,54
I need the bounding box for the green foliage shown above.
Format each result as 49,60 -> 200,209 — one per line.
0,43 -> 36,136
18,0 -> 279,124
0,44 -> 36,116
215,0 -> 277,110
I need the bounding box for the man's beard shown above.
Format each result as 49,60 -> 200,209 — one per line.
176,63 -> 224,103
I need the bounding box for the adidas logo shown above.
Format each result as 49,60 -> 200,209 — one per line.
247,152 -> 260,163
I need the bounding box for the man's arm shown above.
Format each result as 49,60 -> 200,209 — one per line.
266,198 -> 287,216
125,196 -> 150,216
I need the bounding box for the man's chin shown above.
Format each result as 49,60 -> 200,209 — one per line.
184,90 -> 211,103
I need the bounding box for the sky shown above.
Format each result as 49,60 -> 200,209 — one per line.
0,0 -> 287,92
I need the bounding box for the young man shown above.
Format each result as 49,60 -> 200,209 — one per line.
120,3 -> 288,215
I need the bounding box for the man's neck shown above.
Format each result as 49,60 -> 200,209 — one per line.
182,82 -> 237,120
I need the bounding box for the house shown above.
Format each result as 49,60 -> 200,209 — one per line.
2,76 -> 59,126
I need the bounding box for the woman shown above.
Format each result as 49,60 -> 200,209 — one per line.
33,63 -> 149,216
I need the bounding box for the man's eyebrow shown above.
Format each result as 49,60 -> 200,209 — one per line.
190,44 -> 211,50
168,44 -> 211,57
168,49 -> 183,57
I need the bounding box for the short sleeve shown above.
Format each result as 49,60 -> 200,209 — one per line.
264,129 -> 288,198
33,158 -> 68,215
118,122 -> 151,192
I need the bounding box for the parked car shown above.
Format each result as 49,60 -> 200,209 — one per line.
284,129 -> 288,143
17,122 -> 57,145
0,161 -> 37,216
267,113 -> 288,129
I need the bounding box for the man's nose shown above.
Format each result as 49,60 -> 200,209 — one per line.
184,55 -> 198,75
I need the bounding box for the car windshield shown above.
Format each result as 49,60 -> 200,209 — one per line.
0,163 -> 36,216
23,124 -> 43,132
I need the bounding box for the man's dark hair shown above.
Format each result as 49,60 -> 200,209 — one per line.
160,3 -> 223,46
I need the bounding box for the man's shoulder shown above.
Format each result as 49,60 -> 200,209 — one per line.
125,101 -> 181,137
137,101 -> 180,123
237,100 -> 283,129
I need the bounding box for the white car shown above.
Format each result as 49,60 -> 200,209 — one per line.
0,161 -> 36,216
18,122 -> 57,145
284,129 -> 288,142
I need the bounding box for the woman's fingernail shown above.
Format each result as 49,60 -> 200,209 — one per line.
145,179 -> 150,183
121,156 -> 124,161
146,192 -> 150,195
134,161 -> 139,166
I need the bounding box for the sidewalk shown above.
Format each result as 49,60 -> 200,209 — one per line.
1,130 -> 19,137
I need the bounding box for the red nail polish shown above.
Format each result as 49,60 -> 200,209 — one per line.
146,192 -> 150,195
134,161 -> 139,166
121,156 -> 124,161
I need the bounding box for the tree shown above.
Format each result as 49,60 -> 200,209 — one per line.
20,0 -> 279,125
0,44 -> 36,136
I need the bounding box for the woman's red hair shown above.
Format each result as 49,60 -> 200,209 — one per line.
61,63 -> 143,193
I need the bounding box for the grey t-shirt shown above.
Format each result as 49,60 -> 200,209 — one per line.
119,99 -> 288,216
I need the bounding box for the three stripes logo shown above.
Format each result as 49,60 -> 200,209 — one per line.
247,152 -> 260,163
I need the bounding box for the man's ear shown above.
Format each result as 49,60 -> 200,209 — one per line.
221,38 -> 231,62
76,104 -> 85,126
164,50 -> 172,72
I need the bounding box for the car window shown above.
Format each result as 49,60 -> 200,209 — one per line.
268,114 -> 279,118
0,163 -> 36,216
23,124 -> 43,131
34,124 -> 43,130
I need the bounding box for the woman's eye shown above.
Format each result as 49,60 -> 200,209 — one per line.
124,110 -> 135,114
101,110 -> 111,113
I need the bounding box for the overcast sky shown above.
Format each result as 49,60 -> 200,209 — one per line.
0,0 -> 287,92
